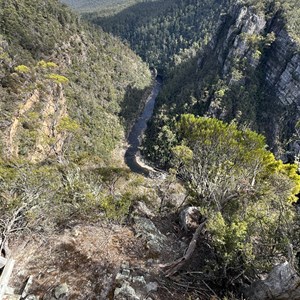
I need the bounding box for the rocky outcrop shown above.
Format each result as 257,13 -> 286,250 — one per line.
179,207 -> 202,232
220,6 -> 266,76
244,262 -> 300,300
201,4 -> 300,151
134,217 -> 168,257
3,83 -> 69,162
114,263 -> 158,300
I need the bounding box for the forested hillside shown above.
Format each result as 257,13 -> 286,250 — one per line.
0,0 -> 152,235
86,0 -> 227,73
141,0 -> 300,166
0,0 -> 151,162
79,0 -> 300,160
60,0 -> 143,13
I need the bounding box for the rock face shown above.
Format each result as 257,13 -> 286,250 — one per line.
134,217 -> 168,257
201,4 -> 300,152
244,262 -> 300,300
265,20 -> 300,107
220,6 -> 266,76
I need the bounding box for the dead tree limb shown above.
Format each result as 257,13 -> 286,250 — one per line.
161,219 -> 207,277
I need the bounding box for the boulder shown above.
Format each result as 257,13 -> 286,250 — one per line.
54,283 -> 69,299
179,207 -> 202,232
114,264 -> 158,300
244,262 -> 300,300
114,283 -> 140,300
44,283 -> 69,300
134,217 -> 167,256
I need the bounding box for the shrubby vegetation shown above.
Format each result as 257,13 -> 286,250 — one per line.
171,114 -> 300,285
0,0 -> 152,235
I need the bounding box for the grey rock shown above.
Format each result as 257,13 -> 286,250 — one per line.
245,262 -> 300,300
221,6 -> 266,77
134,217 -> 168,256
179,207 -> 201,232
116,272 -> 130,283
25,296 -> 38,300
54,283 -> 69,299
146,282 -> 158,293
132,276 -> 146,286
114,282 -> 140,300
133,201 -> 155,218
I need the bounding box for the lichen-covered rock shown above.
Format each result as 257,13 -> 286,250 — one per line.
134,217 -> 168,256
114,282 -> 140,300
244,262 -> 300,300
179,207 -> 202,232
114,265 -> 158,300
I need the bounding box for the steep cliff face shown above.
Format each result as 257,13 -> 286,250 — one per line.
265,17 -> 300,107
143,2 -> 300,164
193,4 -> 300,149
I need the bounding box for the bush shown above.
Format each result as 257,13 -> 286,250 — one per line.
172,114 -> 300,278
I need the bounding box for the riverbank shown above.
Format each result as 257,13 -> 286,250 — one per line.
125,77 -> 162,175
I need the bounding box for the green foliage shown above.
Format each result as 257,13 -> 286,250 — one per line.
86,0 -> 226,74
101,192 -> 132,221
14,65 -> 30,73
57,116 -> 80,133
172,114 -> 300,276
46,73 -> 69,84
37,60 -> 58,68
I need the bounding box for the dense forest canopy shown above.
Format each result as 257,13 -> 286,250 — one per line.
85,0 -> 227,74
60,0 -> 147,13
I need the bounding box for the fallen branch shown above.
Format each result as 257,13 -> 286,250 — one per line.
161,219 -> 207,277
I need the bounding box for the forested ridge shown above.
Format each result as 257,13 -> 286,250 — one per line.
86,0 -> 227,74
60,0 -> 141,13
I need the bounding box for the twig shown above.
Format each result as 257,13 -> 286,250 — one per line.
201,280 -> 219,299
161,219 -> 207,277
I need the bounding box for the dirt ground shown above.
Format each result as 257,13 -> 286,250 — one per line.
10,223 -> 146,299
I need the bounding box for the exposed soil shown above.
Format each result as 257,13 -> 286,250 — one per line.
10,223 -> 147,299
6,213 -> 217,300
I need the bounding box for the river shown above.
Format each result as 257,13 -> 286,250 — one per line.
125,77 -> 162,175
